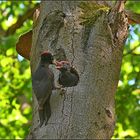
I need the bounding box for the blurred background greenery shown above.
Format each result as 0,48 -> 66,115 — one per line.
0,1 -> 139,139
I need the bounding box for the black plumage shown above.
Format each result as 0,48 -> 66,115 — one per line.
56,61 -> 79,87
32,51 -> 55,127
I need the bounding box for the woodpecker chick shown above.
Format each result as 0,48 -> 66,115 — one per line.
56,61 -> 79,87
32,51 -> 55,127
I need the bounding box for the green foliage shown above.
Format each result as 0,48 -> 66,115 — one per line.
0,1 -> 40,139
126,1 -> 140,13
0,1 -> 37,30
0,38 -> 32,139
79,2 -> 110,26
113,24 -> 140,139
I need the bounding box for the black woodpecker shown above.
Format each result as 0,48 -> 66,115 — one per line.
56,61 -> 79,87
32,51 -> 55,127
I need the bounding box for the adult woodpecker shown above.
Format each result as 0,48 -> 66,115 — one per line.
56,61 -> 79,87
32,51 -> 55,127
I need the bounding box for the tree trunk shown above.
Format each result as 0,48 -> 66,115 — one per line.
28,1 -> 128,139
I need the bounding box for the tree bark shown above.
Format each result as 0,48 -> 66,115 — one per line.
28,1 -> 128,139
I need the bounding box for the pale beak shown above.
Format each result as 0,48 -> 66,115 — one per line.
52,60 -> 57,65
53,60 -> 62,66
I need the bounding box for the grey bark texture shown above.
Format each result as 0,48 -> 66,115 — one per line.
28,1 -> 128,139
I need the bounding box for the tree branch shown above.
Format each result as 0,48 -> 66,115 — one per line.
125,10 -> 140,24
5,3 -> 40,36
123,45 -> 139,56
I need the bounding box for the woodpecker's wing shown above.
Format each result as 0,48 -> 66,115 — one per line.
32,66 -> 54,100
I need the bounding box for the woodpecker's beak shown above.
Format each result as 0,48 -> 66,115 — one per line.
52,60 -> 63,70
52,59 -> 57,65
53,60 -> 62,66
52,60 -> 56,65
53,60 -> 71,70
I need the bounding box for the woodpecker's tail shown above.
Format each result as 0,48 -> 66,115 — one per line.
44,94 -> 51,125
38,108 -> 45,127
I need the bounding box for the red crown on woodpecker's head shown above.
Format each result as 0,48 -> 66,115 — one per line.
41,51 -> 52,57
